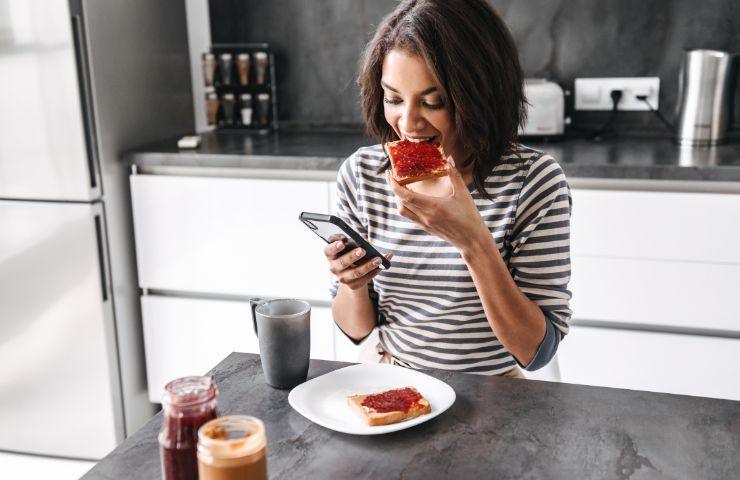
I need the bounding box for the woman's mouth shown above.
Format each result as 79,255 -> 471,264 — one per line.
403,135 -> 440,143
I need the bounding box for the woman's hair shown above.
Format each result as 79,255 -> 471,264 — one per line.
358,0 -> 526,197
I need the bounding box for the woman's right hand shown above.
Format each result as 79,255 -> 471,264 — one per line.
324,240 -> 392,291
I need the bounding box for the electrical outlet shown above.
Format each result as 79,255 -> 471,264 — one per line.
574,77 -> 660,111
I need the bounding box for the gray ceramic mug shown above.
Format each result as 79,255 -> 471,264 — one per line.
249,298 -> 311,389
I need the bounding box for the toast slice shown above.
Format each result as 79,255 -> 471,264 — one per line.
347,387 -> 431,427
386,139 -> 450,185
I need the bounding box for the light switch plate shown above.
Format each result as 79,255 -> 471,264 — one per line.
574,77 -> 660,111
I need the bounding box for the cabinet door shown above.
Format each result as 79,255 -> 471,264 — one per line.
142,296 -> 336,402
141,295 -> 258,402
570,256 -> 740,332
570,189 -> 740,263
131,175 -> 333,301
557,325 -> 740,401
0,1 -> 98,202
0,201 -> 119,457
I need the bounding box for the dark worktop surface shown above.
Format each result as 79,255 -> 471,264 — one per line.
83,353 -> 740,479
128,130 -> 740,183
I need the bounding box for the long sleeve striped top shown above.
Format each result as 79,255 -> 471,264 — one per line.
330,143 -> 572,375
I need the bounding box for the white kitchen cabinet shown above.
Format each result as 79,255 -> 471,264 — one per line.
132,175 -> 740,403
131,175 -> 334,302
141,295 -> 335,402
557,325 -> 740,401
570,189 -> 740,263
570,256 -> 740,332
141,295 -> 257,403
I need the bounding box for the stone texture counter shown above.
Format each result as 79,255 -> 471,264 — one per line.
83,353 -> 739,479
128,130 -> 740,185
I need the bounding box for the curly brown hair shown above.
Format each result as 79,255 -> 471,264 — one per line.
358,0 -> 526,197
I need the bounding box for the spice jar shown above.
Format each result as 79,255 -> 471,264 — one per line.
159,376 -> 219,480
236,53 -> 250,86
206,92 -> 220,126
239,93 -> 253,127
197,416 -> 267,480
253,52 -> 268,85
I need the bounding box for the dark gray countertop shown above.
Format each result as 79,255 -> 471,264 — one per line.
83,353 -> 739,480
127,130 -> 740,184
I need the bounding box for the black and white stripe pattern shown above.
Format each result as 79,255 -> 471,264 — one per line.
330,144 -> 572,375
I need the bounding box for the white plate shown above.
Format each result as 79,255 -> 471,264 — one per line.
288,363 -> 456,435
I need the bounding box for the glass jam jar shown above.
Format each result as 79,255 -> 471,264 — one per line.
197,415 -> 267,480
159,376 -> 219,480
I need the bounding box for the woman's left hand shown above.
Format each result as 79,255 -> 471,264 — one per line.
387,157 -> 491,251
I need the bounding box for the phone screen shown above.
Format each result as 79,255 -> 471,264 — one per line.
313,225 -> 369,262
302,216 -> 381,267
311,222 -> 355,248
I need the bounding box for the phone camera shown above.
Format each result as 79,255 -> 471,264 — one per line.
304,220 -> 318,230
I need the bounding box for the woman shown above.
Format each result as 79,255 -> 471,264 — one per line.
327,0 -> 572,377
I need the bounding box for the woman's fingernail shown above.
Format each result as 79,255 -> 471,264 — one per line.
355,249 -> 364,257
336,242 -> 343,251
373,258 -> 382,266
449,156 -> 456,167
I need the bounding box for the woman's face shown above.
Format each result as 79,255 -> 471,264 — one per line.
381,49 -> 464,163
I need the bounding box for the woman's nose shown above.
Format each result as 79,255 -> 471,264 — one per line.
400,104 -> 426,132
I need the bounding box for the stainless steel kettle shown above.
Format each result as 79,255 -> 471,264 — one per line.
675,49 -> 737,146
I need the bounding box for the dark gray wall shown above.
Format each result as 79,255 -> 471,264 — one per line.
210,0 -> 740,134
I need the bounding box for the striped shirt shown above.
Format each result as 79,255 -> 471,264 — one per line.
330,143 -> 572,375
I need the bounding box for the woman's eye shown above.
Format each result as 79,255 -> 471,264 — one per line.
423,101 -> 445,110
383,97 -> 445,109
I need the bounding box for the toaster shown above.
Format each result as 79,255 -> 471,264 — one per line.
520,79 -> 565,137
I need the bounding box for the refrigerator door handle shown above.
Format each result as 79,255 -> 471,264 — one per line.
94,214 -> 109,302
71,13 -> 101,193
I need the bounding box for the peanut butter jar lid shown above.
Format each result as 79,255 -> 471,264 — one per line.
197,415 -> 266,459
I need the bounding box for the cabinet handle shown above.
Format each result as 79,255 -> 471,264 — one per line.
94,214 -> 109,302
71,13 -> 99,191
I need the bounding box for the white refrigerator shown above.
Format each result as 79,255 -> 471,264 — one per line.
0,0 -> 194,459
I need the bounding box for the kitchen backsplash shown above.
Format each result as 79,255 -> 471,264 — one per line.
210,0 -> 740,135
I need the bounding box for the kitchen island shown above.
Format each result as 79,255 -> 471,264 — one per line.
83,353 -> 739,479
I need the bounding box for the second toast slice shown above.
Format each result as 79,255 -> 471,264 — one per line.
347,386 -> 431,427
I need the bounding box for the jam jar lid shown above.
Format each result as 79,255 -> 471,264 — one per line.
162,376 -> 218,407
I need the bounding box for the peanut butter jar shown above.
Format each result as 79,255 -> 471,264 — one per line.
197,416 -> 267,480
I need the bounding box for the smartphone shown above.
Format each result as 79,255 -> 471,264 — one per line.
299,212 -> 391,270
